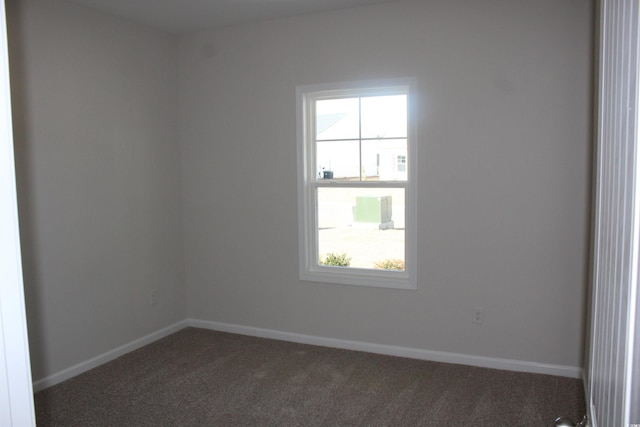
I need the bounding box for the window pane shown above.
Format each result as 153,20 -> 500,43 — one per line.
317,187 -> 405,270
361,138 -> 407,181
316,98 -> 359,140
361,95 -> 407,139
316,140 -> 359,180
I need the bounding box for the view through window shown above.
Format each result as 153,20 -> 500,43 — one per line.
297,79 -> 416,289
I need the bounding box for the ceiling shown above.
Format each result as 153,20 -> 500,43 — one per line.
67,0 -> 401,34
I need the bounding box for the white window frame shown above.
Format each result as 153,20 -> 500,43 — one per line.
296,78 -> 417,290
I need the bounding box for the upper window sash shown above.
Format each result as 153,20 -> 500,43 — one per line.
305,85 -> 410,184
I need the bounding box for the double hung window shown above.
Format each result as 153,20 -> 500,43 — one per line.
297,79 -> 417,289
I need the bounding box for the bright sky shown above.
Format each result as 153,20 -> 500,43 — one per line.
316,95 -> 407,140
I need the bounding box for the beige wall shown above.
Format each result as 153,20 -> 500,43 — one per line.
179,0 -> 593,369
8,0 -> 186,380
8,0 -> 593,382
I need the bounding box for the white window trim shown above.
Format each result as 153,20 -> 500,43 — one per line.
296,78 -> 417,290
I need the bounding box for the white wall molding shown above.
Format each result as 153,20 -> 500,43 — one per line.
587,1 -> 640,425
0,0 -> 36,422
32,320 -> 189,392
33,318 -> 584,392
187,319 -> 583,379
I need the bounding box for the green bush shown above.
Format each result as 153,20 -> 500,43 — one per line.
373,259 -> 405,271
320,253 -> 351,267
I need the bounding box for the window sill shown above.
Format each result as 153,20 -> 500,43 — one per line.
301,266 -> 417,290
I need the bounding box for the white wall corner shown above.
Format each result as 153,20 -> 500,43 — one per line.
32,320 -> 189,392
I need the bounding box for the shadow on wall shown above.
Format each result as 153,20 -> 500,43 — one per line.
5,0 -> 49,380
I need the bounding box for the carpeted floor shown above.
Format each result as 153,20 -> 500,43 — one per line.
35,327 -> 585,426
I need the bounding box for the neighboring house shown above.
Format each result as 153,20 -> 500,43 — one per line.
316,96 -> 408,181
317,135 -> 408,181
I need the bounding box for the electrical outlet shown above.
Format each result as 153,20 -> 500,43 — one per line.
149,289 -> 158,306
473,307 -> 484,324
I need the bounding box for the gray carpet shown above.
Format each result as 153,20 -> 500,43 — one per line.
35,327 -> 585,426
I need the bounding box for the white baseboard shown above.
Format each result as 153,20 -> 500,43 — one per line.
33,318 -> 583,392
186,318 -> 583,379
32,320 -> 189,392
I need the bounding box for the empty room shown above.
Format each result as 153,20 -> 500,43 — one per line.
1,0 -> 638,425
